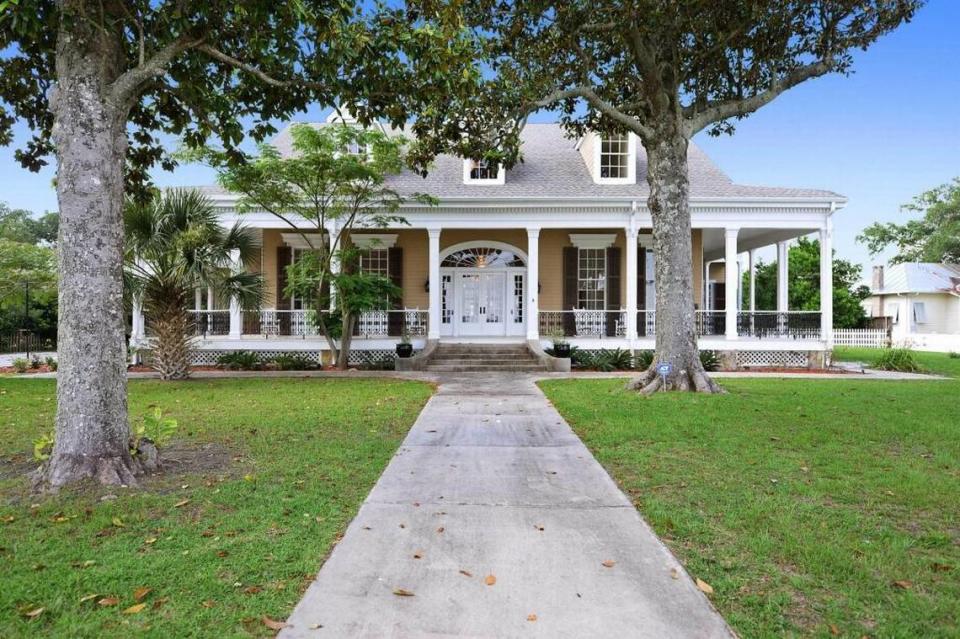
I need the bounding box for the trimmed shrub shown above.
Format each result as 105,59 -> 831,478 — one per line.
11,357 -> 29,373
44,356 -> 57,371
216,351 -> 261,370
271,354 -> 315,371
873,348 -> 923,373
699,350 -> 721,372
633,350 -> 655,370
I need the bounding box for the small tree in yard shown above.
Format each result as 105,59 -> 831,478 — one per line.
207,124 -> 433,369
0,1 -> 477,488
859,177 -> 960,264
744,237 -> 870,329
441,1 -> 921,393
125,189 -> 262,380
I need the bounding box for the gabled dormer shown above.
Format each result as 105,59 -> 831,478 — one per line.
577,131 -> 638,185
462,158 -> 505,185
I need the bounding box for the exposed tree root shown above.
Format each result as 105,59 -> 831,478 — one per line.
625,363 -> 725,395
32,452 -> 144,493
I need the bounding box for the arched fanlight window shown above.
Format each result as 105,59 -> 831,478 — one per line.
441,246 -> 525,268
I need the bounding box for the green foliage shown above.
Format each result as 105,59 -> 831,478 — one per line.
0,236 -> 58,337
270,354 -> 316,371
949,352 -> 960,360
859,178 -> 960,264
32,431 -> 54,461
633,350 -> 655,370
133,408 -> 178,449
215,351 -> 261,371
11,357 -> 27,373
699,350 -> 721,372
743,237 -> 869,329
43,356 -> 55,371
576,348 -> 634,372
0,204 -> 58,245
0,2 -> 480,192
28,356 -> 40,369
873,348 -> 924,373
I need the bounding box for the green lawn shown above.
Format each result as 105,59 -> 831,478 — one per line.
540,353 -> 959,638
0,377 -> 432,638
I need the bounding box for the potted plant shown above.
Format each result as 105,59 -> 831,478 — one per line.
396,330 -> 413,358
550,329 -> 571,359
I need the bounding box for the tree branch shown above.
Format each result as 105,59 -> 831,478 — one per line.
526,85 -> 655,139
196,44 -> 328,90
109,35 -> 203,105
684,58 -> 835,135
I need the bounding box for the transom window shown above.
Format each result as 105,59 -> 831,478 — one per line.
577,248 -> 607,310
359,248 -> 389,276
469,159 -> 499,181
599,134 -> 630,179
441,247 -> 525,268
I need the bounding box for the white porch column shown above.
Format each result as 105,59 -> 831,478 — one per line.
194,288 -> 202,311
228,248 -> 242,338
748,249 -> 757,312
132,297 -> 145,341
326,222 -> 341,310
525,227 -> 541,340
724,228 -> 739,339
624,228 -> 638,340
776,241 -> 790,312
427,227 -> 442,340
820,220 -> 834,345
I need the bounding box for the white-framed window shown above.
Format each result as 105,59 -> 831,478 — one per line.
359,248 -> 389,277
600,135 -> 629,179
577,248 -> 607,310
913,301 -> 928,324
591,132 -> 637,184
463,159 -> 505,184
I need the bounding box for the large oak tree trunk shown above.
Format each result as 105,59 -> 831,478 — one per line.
627,132 -> 723,394
38,10 -> 141,488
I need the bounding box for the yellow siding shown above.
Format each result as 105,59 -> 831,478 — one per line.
260,229 -> 282,307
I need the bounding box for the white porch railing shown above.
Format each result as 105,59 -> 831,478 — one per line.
239,309 -> 427,338
538,310 -> 627,338
737,311 -> 822,339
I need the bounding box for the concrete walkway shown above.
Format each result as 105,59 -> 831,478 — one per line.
279,374 -> 733,638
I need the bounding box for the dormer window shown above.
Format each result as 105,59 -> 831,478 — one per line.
586,132 -> 637,184
463,159 -> 505,184
600,135 -> 630,179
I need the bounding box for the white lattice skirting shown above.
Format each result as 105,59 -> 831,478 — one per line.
735,350 -> 809,368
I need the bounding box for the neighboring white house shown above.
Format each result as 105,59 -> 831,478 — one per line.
132,114 -> 847,368
865,263 -> 960,352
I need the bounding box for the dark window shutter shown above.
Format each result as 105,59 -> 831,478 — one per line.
562,246 -> 578,336
638,247 -> 647,336
605,247 -> 621,336
387,247 -> 403,335
276,246 -> 292,310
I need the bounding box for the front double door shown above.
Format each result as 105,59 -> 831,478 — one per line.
448,269 -> 524,337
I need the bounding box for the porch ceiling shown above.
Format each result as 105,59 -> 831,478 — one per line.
701,227 -> 819,261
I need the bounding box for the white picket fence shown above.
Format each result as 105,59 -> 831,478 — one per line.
833,328 -> 889,348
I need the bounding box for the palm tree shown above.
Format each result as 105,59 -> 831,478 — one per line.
125,189 -> 262,379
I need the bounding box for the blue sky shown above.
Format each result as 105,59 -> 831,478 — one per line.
1,1 -> 957,279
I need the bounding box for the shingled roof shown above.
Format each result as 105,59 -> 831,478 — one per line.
201,122 -> 843,202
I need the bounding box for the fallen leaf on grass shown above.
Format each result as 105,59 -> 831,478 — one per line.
22,607 -> 44,619
112,517 -> 125,528
144,537 -> 157,545
484,575 -> 496,586
392,588 -> 415,597
98,597 -> 119,607
262,616 -> 289,630
79,593 -> 99,603
173,499 -> 190,508
601,560 -> 615,568
123,603 -> 147,615
243,586 -> 262,595
133,587 -> 152,601
892,580 -> 912,590
527,614 -> 537,622
696,578 -> 714,594
931,562 -> 952,572
201,599 -> 216,608
829,624 -> 840,636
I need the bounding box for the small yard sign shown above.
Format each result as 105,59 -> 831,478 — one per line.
656,362 -> 672,390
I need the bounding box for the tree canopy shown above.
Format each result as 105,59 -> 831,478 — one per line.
745,237 -> 869,329
0,204 -> 58,245
859,177 -> 960,264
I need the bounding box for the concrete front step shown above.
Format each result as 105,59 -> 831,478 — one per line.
434,348 -> 532,356
429,357 -> 539,365
425,364 -> 545,372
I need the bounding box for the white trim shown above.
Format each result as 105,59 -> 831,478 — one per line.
439,240 -> 529,265
637,232 -> 653,248
351,233 -> 398,249
462,159 -> 505,185
569,233 -> 617,249
281,232 -> 325,250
